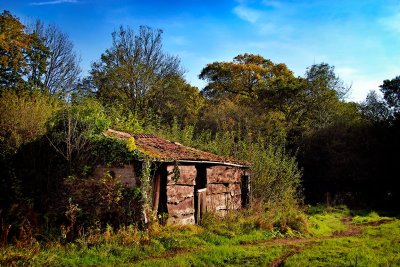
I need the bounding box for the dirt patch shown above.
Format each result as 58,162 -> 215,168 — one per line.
269,247 -> 301,267
363,219 -> 393,226
333,225 -> 362,237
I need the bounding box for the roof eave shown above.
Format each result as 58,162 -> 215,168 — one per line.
136,158 -> 249,168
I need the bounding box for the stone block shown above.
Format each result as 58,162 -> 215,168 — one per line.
207,183 -> 241,195
206,166 -> 242,183
167,165 -> 196,185
206,193 -> 227,211
167,185 -> 194,204
167,197 -> 195,217
227,194 -> 242,210
93,164 -> 136,187
167,213 -> 195,225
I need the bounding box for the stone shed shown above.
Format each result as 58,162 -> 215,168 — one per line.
100,129 -> 250,225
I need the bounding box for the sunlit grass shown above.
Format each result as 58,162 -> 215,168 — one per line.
1,206 -> 399,266
285,220 -> 400,266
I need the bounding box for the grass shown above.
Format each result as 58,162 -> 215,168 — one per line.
285,220 -> 400,266
1,206 -> 399,266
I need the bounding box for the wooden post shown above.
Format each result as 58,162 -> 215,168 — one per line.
197,188 -> 207,224
152,172 -> 161,214
326,192 -> 331,207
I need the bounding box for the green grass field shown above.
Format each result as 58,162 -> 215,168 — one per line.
1,207 -> 399,266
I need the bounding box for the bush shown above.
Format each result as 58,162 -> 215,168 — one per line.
63,172 -> 142,239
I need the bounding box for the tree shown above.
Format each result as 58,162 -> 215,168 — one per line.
305,63 -> 350,101
91,26 -> 183,118
199,53 -> 294,100
0,11 -> 48,91
294,63 -> 353,132
360,90 -> 390,123
198,54 -> 300,140
47,97 -> 111,170
380,76 -> 400,118
148,75 -> 204,126
28,20 -> 81,96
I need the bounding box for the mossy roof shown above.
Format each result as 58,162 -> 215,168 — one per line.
105,129 -> 248,167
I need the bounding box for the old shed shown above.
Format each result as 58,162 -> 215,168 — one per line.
100,129 -> 250,225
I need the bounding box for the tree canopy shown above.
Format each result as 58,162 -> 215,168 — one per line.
91,26 -> 183,118
0,11 -> 48,91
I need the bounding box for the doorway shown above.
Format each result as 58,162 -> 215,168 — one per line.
194,164 -> 207,223
152,164 -> 168,224
241,174 -> 249,208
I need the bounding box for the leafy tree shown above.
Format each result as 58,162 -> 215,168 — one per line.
0,11 -> 48,91
380,76 -> 400,118
199,53 -> 294,100
199,53 -> 299,141
91,26 -> 183,118
288,63 -> 354,136
305,63 -> 350,101
148,75 -> 204,126
47,97 -> 111,170
360,90 -> 390,123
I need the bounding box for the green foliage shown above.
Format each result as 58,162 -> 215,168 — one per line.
154,121 -> 303,211
352,211 -> 392,225
0,11 -> 47,91
149,75 -> 204,126
91,25 -> 183,119
359,90 -> 390,123
63,172 -> 141,232
380,75 -> 400,117
0,89 -> 59,153
139,158 -> 153,224
47,97 -> 111,165
126,137 -> 137,152
103,103 -> 143,133
90,136 -> 137,166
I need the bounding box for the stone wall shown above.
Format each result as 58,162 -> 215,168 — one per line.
92,163 -> 248,224
166,165 -> 196,225
93,164 -> 136,187
206,166 -> 243,215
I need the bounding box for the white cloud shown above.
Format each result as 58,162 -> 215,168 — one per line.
29,0 -> 78,6
348,78 -> 380,102
233,5 -> 262,24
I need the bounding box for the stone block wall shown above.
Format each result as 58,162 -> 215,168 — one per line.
93,163 -> 248,224
166,165 -> 196,224
206,166 -> 243,215
93,164 -> 136,187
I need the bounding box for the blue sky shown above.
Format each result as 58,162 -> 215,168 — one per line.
4,0 -> 400,102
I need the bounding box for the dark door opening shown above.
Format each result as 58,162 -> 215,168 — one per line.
195,165 -> 207,223
241,175 -> 249,208
152,164 -> 168,224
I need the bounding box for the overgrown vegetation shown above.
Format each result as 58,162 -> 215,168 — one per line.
1,206 -> 398,266
1,10 -> 400,265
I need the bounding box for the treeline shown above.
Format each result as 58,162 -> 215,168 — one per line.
1,10 -> 399,243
